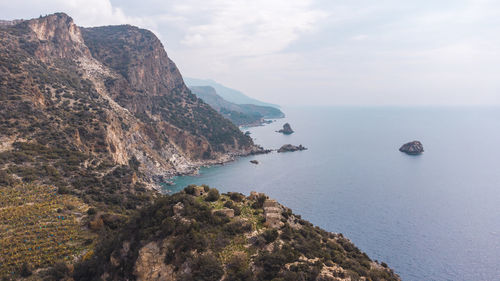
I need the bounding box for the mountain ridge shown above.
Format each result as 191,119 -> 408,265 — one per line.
184,77 -> 280,109
190,85 -> 284,126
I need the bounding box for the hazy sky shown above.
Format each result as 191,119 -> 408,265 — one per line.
1,0 -> 499,106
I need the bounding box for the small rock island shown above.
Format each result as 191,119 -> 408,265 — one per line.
277,123 -> 294,134
250,160 -> 259,164
399,140 -> 424,155
277,144 -> 307,153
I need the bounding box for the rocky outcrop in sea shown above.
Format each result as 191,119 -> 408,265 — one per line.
277,144 -> 307,153
399,141 -> 424,155
277,123 -> 294,134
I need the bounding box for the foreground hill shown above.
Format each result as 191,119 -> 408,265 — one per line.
190,86 -> 284,126
184,77 -> 280,108
74,187 -> 400,281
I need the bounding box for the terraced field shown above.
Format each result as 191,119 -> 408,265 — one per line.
0,184 -> 93,278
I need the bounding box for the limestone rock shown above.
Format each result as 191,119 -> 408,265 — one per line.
133,241 -> 175,281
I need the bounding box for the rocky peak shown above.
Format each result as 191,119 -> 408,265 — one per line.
23,13 -> 90,61
82,25 -> 185,96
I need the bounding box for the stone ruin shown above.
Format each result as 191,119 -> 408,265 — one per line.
193,186 -> 206,196
263,199 -> 283,229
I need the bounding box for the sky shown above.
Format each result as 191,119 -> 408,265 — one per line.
1,0 -> 499,106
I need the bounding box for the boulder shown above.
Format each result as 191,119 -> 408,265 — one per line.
277,144 -> 307,153
277,123 -> 294,134
399,141 -> 424,155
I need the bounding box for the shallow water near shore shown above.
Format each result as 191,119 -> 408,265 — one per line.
163,106 -> 500,281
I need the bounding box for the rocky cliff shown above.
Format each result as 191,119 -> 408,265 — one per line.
0,13 -> 258,195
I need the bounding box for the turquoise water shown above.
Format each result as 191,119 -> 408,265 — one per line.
163,107 -> 500,281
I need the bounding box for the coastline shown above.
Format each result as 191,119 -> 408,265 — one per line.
155,119 -> 282,190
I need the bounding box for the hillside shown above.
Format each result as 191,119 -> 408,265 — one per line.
0,13 -> 262,194
184,77 -> 280,109
190,86 -> 284,126
74,187 -> 400,281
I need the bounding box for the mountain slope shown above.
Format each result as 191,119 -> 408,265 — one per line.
184,77 -> 280,108
0,13 -> 259,206
190,86 -> 284,126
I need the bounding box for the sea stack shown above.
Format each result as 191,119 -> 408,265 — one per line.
278,123 -> 294,134
277,144 -> 307,153
399,141 -> 424,155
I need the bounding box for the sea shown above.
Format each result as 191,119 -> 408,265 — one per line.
162,106 -> 500,281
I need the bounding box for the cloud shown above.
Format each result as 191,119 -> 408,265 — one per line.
171,0 -> 327,57
1,0 -> 499,105
0,0 -> 154,29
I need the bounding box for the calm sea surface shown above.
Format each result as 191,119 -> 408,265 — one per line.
163,107 -> 500,281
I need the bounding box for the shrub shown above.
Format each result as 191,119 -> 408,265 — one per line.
20,262 -> 33,277
229,192 -> 245,202
252,193 -> 267,209
223,200 -> 234,208
262,229 -> 279,244
183,254 -> 223,281
184,184 -> 196,195
226,252 -> 252,281
57,186 -> 70,194
87,208 -> 97,216
205,188 -> 220,202
232,205 -> 242,216
46,262 -> 70,281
